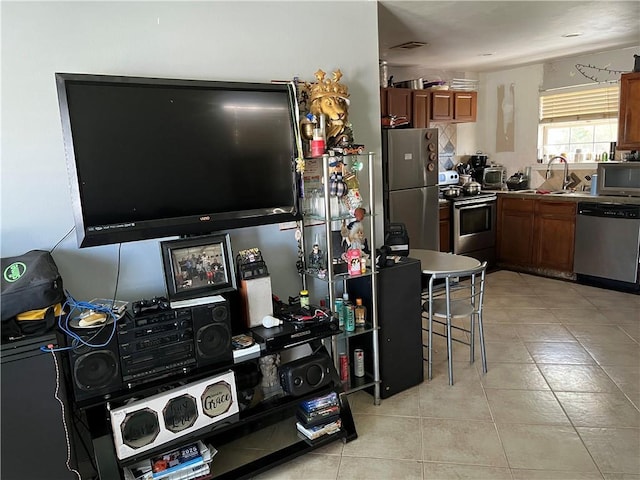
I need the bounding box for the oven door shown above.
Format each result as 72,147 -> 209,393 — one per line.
453,199 -> 496,254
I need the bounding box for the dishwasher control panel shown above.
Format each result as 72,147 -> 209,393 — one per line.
578,202 -> 640,219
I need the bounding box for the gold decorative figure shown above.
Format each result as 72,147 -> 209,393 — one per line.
307,69 -> 351,147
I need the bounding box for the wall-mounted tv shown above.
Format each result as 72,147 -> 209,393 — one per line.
56,73 -> 301,248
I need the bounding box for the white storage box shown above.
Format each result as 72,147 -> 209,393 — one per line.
110,370 -> 238,460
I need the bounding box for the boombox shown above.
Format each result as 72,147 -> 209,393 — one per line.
66,298 -> 233,406
279,352 -> 335,397
109,370 -> 239,460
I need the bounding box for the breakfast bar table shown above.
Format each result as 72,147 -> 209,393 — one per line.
409,249 -> 481,276
409,249 -> 485,385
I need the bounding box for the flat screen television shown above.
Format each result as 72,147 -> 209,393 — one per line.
56,73 -> 301,248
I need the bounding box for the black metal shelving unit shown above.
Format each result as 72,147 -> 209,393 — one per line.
83,336 -> 356,479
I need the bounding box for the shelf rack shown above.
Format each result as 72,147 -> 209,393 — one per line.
300,152 -> 380,405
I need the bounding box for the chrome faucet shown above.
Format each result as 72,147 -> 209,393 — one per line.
545,155 -> 570,190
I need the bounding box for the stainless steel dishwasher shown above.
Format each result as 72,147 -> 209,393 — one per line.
574,202 -> 640,291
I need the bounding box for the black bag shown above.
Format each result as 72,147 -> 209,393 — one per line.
1,250 -> 64,340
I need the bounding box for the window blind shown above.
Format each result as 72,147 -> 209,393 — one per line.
539,86 -> 619,123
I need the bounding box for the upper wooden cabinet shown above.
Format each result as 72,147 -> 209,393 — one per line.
618,72 -> 640,150
430,90 -> 454,121
453,91 -> 477,122
381,88 -> 477,126
412,90 -> 431,128
430,90 -> 477,123
383,87 -> 413,120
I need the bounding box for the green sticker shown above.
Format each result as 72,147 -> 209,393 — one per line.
3,262 -> 27,282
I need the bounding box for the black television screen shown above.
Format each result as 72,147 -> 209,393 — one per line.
56,73 -> 301,248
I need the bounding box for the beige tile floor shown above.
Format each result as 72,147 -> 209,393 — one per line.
240,271 -> 640,479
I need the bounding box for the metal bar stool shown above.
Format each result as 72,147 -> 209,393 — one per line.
422,261 -> 488,385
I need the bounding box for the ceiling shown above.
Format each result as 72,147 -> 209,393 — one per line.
378,1 -> 640,73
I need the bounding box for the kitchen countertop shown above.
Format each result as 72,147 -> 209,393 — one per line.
487,190 -> 640,205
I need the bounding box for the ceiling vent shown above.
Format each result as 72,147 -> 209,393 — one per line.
390,41 -> 427,50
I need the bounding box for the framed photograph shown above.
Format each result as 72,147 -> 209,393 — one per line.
160,233 -> 237,303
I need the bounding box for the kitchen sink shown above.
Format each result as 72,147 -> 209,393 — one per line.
512,189 -> 538,194
549,190 -> 592,196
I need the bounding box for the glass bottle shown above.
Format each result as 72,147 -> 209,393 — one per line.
354,298 -> 366,328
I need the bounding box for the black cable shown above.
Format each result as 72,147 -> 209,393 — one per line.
112,243 -> 122,301
50,225 -> 75,254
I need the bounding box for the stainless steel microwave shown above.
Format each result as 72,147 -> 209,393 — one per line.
482,166 -> 506,189
597,162 -> 640,197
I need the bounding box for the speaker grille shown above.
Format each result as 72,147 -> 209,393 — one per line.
196,323 -> 230,359
306,364 -> 324,387
73,350 -> 119,391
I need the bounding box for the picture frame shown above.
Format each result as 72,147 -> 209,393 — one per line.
160,233 -> 237,303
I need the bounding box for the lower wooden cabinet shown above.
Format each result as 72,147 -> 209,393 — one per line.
439,204 -> 451,253
497,197 -> 576,274
534,201 -> 576,272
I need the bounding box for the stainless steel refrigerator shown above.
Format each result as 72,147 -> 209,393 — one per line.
382,128 -> 440,251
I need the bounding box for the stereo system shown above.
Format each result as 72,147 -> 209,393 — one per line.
66,298 -> 232,406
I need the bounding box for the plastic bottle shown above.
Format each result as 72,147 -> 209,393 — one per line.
299,290 -> 309,309
343,293 -> 355,332
354,298 -> 366,328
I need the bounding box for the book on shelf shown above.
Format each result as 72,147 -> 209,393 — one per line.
296,418 -> 342,441
298,391 -> 339,414
150,442 -> 201,479
296,404 -> 340,428
124,441 -> 216,480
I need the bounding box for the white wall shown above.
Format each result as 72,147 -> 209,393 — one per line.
476,46 -> 640,179
543,46 -> 639,90
1,1 -> 381,303
477,64 -> 544,177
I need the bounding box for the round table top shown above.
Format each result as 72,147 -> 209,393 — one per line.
409,249 -> 481,275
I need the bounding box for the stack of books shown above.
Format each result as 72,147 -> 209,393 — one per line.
295,392 -> 342,441
123,441 -> 216,480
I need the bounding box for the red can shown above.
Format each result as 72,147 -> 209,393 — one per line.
339,353 -> 349,382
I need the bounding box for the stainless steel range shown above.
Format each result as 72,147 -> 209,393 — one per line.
450,193 -> 497,264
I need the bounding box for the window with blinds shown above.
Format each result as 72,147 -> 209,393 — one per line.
540,86 -> 620,123
538,85 -> 620,162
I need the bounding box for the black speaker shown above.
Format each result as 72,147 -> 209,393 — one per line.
191,300 -> 233,369
67,323 -> 122,405
279,353 -> 334,397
